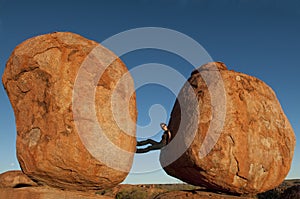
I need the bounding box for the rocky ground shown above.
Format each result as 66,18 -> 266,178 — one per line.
2,179 -> 298,199
97,180 -> 300,199
1,32 -> 297,199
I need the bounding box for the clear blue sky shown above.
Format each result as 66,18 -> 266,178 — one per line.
0,0 -> 299,184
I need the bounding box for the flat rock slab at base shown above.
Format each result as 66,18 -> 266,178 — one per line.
0,170 -> 38,188
2,32 -> 137,190
160,62 -> 296,195
0,187 -> 112,199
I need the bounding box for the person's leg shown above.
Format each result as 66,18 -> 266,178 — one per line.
137,139 -> 160,146
136,142 -> 165,153
149,142 -> 165,150
136,146 -> 152,153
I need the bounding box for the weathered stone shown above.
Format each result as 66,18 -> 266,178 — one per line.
0,187 -> 113,199
160,62 -> 296,194
0,170 -> 37,188
2,32 -> 137,190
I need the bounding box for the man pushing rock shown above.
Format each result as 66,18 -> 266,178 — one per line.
136,123 -> 172,153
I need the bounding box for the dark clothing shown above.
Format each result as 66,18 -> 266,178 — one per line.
136,130 -> 171,153
136,139 -> 165,153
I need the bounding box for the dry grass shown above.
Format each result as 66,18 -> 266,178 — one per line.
95,180 -> 300,199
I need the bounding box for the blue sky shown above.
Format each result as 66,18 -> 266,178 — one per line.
0,0 -> 299,184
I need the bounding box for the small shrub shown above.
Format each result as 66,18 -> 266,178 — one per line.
115,190 -> 130,199
257,189 -> 281,199
281,185 -> 300,199
116,188 -> 148,199
95,189 -> 109,195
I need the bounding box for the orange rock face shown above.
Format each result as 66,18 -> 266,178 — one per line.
160,62 -> 296,194
2,32 -> 137,190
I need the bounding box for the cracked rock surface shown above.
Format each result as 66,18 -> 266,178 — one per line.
160,62 -> 296,195
2,32 -> 137,191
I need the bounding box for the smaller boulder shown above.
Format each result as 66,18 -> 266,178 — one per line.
160,62 -> 296,194
0,170 -> 37,188
0,186 -> 112,199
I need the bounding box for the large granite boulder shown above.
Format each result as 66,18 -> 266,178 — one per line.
2,32 -> 137,190
160,62 -> 296,194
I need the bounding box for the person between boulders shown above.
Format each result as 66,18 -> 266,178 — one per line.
136,123 -> 172,153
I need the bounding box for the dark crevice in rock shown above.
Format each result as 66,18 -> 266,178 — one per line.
13,66 -> 40,81
228,135 -> 235,145
233,153 -> 248,181
16,84 -> 31,94
33,46 -> 61,58
237,173 -> 248,181
13,183 -> 34,188
67,49 -> 79,61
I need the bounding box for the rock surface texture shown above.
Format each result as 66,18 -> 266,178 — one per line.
160,62 -> 296,194
2,32 -> 137,190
